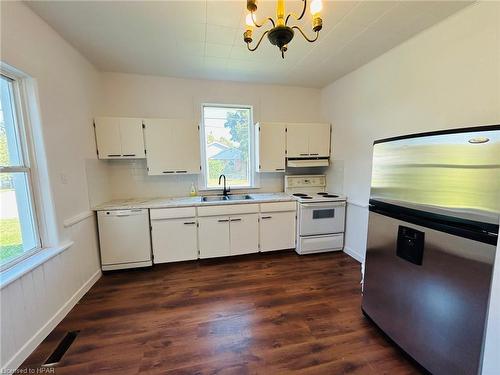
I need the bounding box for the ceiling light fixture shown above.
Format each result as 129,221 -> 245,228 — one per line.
244,0 -> 323,59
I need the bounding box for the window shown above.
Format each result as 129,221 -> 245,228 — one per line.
0,73 -> 40,269
201,105 -> 254,189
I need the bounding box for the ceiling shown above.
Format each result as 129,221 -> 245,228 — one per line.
27,0 -> 473,88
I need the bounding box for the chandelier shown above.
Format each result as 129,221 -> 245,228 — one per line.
243,0 -> 323,58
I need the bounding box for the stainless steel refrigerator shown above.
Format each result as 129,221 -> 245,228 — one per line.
362,125 -> 499,375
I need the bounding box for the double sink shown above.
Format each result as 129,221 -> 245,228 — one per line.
201,194 -> 253,202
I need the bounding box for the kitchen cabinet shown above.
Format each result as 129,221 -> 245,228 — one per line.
256,122 -> 286,172
198,204 -> 260,258
94,117 -> 145,159
286,123 -> 331,158
307,123 -> 331,157
143,118 -> 200,175
260,202 -> 296,252
286,123 -> 310,157
151,207 -> 198,263
230,214 -> 259,255
198,216 -> 230,258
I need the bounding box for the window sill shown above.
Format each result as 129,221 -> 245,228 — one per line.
0,241 -> 74,289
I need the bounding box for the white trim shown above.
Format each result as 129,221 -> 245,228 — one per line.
1,269 -> 101,371
343,246 -> 364,263
347,200 -> 369,209
63,210 -> 94,228
0,241 -> 74,289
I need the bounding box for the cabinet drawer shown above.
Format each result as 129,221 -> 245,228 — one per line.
197,204 -> 259,217
298,234 -> 343,254
150,207 -> 196,220
260,201 -> 296,213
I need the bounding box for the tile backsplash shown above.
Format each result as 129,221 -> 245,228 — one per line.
86,159 -> 296,206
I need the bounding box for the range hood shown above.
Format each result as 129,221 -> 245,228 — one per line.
287,158 -> 329,168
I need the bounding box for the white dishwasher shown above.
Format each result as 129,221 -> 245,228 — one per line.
97,209 -> 152,271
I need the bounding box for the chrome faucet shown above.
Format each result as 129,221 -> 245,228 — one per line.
218,174 -> 230,196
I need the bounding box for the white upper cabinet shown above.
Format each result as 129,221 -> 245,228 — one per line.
143,118 -> 201,175
286,123 -> 331,158
94,117 -> 145,159
256,122 -> 286,172
286,123 -> 310,157
120,118 -> 146,157
307,123 -> 331,157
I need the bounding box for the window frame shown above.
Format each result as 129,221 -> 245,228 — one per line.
0,69 -> 42,271
199,103 -> 256,191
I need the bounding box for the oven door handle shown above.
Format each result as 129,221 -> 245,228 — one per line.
300,202 -> 345,209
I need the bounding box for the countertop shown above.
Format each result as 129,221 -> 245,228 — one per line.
92,192 -> 297,211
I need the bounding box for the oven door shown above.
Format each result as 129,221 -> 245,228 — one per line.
299,202 -> 346,236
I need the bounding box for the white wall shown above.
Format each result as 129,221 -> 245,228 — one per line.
321,2 -> 500,373
0,2 -> 101,369
87,72 -> 324,201
321,1 -> 500,262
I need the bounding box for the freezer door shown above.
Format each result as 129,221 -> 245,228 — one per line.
362,211 -> 496,375
370,127 -> 500,225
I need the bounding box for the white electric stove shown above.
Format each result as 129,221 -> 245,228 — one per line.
285,175 -> 346,254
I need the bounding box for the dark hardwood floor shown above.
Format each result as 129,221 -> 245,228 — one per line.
21,251 -> 422,374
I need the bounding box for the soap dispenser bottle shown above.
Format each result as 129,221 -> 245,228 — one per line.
190,182 -> 197,197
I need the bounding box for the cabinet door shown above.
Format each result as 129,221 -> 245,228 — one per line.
170,120 -> 201,174
229,214 -> 259,255
257,123 -> 286,172
144,118 -> 175,175
144,119 -> 200,175
198,216 -> 230,258
151,218 -> 198,263
307,123 -> 331,157
260,211 -> 296,252
286,123 -> 310,157
95,117 -> 122,159
120,118 -> 145,158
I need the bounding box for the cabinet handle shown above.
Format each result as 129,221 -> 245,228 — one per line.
275,168 -> 285,171
261,216 -> 272,219
218,219 -> 229,223
122,154 -> 136,157
162,171 -> 175,174
230,218 -> 242,222
107,154 -> 121,157
176,170 -> 188,173
299,153 -> 309,156
183,221 -> 196,225
310,153 -> 319,156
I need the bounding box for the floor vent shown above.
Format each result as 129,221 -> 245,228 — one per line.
42,330 -> 80,367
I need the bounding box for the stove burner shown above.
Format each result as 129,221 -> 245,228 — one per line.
300,196 -> 313,199
317,192 -> 328,195
323,194 -> 339,198
293,193 -> 309,197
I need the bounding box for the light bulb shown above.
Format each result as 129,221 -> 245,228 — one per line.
310,0 -> 322,16
245,13 -> 255,27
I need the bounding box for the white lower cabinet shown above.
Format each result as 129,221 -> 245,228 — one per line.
259,202 -> 296,252
198,216 -> 231,259
150,202 -> 296,262
260,211 -> 296,252
151,207 -> 198,263
230,214 -> 259,255
151,218 -> 198,263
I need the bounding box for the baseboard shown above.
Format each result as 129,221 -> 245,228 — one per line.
343,246 -> 364,263
3,269 -> 101,370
